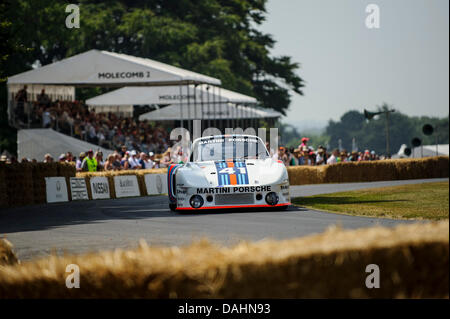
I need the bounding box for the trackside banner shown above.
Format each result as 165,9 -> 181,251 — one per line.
90,176 -> 110,200
70,177 -> 89,201
196,185 -> 272,194
45,177 -> 69,203
114,175 -> 140,198
145,174 -> 167,195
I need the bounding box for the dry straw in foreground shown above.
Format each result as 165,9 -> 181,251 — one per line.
0,221 -> 448,298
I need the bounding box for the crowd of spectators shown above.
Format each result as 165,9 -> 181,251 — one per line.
8,86 -> 384,169
272,137 -> 381,167
9,144 -> 189,172
15,87 -> 172,154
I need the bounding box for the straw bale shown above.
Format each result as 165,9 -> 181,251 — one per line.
0,221 -> 447,298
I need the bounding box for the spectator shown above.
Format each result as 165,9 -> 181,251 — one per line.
327,149 -> 339,165
37,89 -> 51,107
297,147 -> 306,165
128,150 -> 141,169
120,152 -> 130,170
340,150 -> 348,163
299,137 -> 309,150
113,153 -> 122,170
42,107 -> 52,128
362,150 -> 371,161
15,85 -> 28,123
289,147 -> 298,166
309,151 -> 317,165
104,154 -> 116,171
147,152 -> 157,169
76,152 -> 86,172
95,151 -> 104,171
159,148 -> 173,168
58,154 -> 66,162
349,151 -> 359,162
370,150 -> 376,161
278,147 -> 289,166
316,146 -> 326,165
81,150 -> 97,172
120,145 -> 127,157
44,153 -> 53,163
66,152 -> 74,162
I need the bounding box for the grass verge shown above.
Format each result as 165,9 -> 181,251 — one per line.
292,181 -> 449,220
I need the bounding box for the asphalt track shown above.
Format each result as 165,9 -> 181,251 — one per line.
0,178 -> 447,260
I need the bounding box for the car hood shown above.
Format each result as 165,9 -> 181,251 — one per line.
176,158 -> 288,188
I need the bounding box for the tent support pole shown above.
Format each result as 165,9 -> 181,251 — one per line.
179,83 -> 184,129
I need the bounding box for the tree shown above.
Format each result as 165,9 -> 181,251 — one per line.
6,0 -> 304,115
325,106 -> 449,155
0,0 -> 33,154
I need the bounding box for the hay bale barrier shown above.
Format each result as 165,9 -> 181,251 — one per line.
0,157 -> 447,207
287,156 -> 449,185
0,238 -> 19,266
0,221 -> 447,298
77,168 -> 167,199
0,162 -> 8,208
4,163 -> 34,206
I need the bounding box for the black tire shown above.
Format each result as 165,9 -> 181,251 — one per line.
169,203 -> 177,212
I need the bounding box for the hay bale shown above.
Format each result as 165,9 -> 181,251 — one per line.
32,163 -> 58,204
0,238 -> 19,266
4,163 -> 34,206
0,162 -> 8,208
0,221 -> 447,298
287,166 -> 325,185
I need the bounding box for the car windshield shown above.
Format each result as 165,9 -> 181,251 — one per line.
193,136 -> 269,162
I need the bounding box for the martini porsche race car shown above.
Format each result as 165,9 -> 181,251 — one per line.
167,134 -> 290,211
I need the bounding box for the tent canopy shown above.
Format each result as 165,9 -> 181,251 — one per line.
8,50 -> 221,87
18,128 -> 113,161
139,103 -> 281,121
85,85 -> 257,107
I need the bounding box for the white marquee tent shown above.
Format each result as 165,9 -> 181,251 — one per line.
85,84 -> 257,108
7,49 -> 221,123
7,49 -> 221,87
138,103 -> 281,121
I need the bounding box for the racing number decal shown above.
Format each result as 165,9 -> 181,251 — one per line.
215,161 -> 249,186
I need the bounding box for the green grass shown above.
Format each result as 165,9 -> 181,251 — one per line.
292,182 -> 449,220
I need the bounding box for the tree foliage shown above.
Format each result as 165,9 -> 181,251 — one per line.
325,104 -> 449,155
4,0 -> 304,115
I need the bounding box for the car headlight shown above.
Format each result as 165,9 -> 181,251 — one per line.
189,195 -> 204,209
265,192 -> 279,206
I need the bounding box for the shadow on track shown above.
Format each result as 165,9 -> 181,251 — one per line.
0,196 -> 303,234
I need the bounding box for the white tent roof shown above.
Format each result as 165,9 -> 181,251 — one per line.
18,128 -> 114,161
85,85 -> 257,106
411,144 -> 449,158
393,143 -> 449,158
8,50 -> 221,86
139,103 -> 281,121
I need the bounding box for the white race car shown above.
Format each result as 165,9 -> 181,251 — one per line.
167,134 -> 290,211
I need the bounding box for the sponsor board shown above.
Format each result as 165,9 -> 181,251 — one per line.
196,185 -> 272,194
90,176 -> 110,200
114,175 -> 140,198
145,174 -> 167,195
45,177 -> 69,203
70,177 -> 89,201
